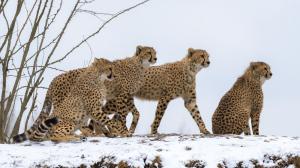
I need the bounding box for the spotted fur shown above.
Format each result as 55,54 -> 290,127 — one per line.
103,48 -> 211,135
14,58 -> 114,142
13,46 -> 157,142
212,62 -> 272,135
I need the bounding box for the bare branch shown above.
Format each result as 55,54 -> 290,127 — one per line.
76,9 -> 114,16
0,0 -> 151,143
0,0 -> 9,14
8,66 -> 66,72
0,0 -> 24,53
11,0 -> 62,56
50,0 -> 150,66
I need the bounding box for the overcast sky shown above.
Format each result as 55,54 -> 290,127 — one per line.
17,0 -> 300,136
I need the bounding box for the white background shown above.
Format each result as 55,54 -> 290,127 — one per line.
8,0 -> 300,136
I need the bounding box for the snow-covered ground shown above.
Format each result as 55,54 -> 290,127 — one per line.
0,134 -> 300,168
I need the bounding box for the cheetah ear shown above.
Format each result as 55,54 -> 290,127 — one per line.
188,48 -> 194,58
250,62 -> 260,76
94,58 -> 112,65
135,45 -> 143,56
250,62 -> 257,70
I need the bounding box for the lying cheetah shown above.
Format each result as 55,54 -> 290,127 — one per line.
12,68 -> 87,142
36,58 -> 115,141
13,46 -> 156,142
212,62 -> 272,135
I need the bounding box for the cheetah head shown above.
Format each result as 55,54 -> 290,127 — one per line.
187,48 -> 210,72
250,61 -> 272,83
92,58 -> 115,81
135,45 -> 157,67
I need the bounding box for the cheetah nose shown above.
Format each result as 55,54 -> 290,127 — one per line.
153,57 -> 157,61
207,61 -> 210,65
270,73 -> 272,76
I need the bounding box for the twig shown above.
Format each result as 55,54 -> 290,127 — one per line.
50,0 -> 150,66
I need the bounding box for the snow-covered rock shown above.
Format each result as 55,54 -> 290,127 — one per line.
0,134 -> 299,168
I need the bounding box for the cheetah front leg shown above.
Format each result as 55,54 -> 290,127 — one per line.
251,112 -> 261,135
103,95 -> 139,136
243,121 -> 251,135
102,96 -> 131,136
251,103 -> 263,135
129,106 -> 140,135
90,110 -> 115,137
116,96 -> 140,136
151,97 -> 171,135
89,98 -> 114,137
127,97 -> 140,135
184,98 -> 210,134
108,114 -> 130,137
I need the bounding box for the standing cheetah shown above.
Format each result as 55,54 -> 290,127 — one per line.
88,48 -> 212,136
212,62 -> 272,135
135,48 -> 211,135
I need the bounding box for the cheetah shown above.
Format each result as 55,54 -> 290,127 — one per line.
91,46 -> 157,136
13,46 -> 156,142
14,58 -> 115,142
212,61 -> 272,135
96,48 -> 212,135
135,48 -> 211,135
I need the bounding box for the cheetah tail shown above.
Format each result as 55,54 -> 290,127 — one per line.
12,90 -> 53,143
12,117 -> 59,143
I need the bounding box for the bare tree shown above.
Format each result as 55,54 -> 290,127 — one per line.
0,0 -> 150,143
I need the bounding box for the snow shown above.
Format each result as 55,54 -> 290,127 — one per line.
0,134 -> 299,168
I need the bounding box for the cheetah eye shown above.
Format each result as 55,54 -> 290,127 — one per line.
264,67 -> 268,71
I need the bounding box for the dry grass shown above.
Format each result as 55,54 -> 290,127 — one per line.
34,154 -> 300,168
185,160 -> 206,168
217,154 -> 300,168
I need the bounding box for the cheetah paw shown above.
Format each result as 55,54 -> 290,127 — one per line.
202,130 -> 211,135
80,136 -> 87,142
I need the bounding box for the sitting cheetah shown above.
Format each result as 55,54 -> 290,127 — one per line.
95,48 -> 212,135
14,58 -> 115,142
13,46 -> 156,142
212,62 -> 272,135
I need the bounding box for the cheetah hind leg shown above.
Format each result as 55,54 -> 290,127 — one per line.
49,121 -> 86,142
151,97 -> 171,135
50,135 -> 87,142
